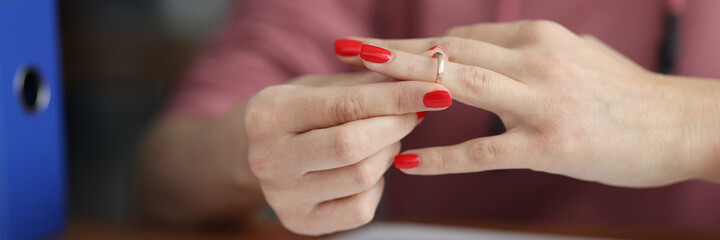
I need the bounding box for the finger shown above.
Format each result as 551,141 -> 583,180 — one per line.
347,37 -> 465,57
338,21 -> 562,66
299,142 -> 398,202
289,114 -> 414,171
290,71 -> 390,87
359,45 -> 532,114
395,132 -> 537,175
361,37 -> 519,75
337,37 -> 462,68
278,80 -> 450,133
336,37 -> 434,67
305,178 -> 384,235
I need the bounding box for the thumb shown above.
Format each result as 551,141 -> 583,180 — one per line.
394,133 -> 534,175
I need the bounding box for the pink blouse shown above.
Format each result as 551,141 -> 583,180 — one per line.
169,0 -> 720,228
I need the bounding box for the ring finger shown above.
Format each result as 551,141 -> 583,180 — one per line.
359,45 -> 534,115
338,37 -> 520,75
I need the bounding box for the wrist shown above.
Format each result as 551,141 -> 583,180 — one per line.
699,79 -> 720,183
663,74 -> 720,183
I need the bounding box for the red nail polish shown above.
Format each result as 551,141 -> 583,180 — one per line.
335,39 -> 363,56
416,111 -> 428,119
395,154 -> 420,169
360,44 -> 392,63
423,91 -> 453,108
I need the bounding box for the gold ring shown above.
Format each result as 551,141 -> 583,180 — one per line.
434,52 -> 445,84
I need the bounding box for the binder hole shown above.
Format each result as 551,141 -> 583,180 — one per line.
14,66 -> 50,115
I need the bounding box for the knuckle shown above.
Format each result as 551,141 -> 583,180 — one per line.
459,67 -> 493,95
524,20 -> 563,33
518,20 -> 565,45
434,150 -> 452,172
332,91 -> 365,123
247,149 -> 273,179
245,106 -> 273,136
392,85 -> 414,114
395,91 -> 405,114
469,140 -> 501,167
246,85 -> 291,133
333,129 -> 365,161
533,20 -> 564,30
351,162 -> 376,190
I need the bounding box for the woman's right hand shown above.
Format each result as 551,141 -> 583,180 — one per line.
245,72 -> 451,235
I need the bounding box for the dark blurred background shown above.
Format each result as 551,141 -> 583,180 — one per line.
60,0 -> 232,220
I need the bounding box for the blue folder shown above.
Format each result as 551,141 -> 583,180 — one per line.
0,0 -> 66,239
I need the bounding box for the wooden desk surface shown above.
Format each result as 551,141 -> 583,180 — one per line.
63,219 -> 720,240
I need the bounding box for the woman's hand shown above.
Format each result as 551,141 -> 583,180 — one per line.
341,20 -> 720,187
245,72 -> 451,235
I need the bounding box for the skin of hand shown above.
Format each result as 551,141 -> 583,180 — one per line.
339,20 -> 720,188
245,72 -> 451,235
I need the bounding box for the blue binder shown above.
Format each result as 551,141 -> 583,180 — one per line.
0,0 -> 66,239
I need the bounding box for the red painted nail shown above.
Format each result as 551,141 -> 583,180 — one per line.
335,39 -> 363,56
423,90 -> 453,108
416,111 -> 428,119
360,44 -> 392,63
395,154 -> 420,169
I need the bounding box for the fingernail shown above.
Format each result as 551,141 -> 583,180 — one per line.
360,44 -> 392,63
335,39 -> 363,56
423,90 -> 453,108
395,154 -> 420,169
416,111 -> 428,119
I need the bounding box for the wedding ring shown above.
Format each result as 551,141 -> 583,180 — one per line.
434,52 -> 445,84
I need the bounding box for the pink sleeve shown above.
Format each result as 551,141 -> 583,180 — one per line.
166,0 -> 376,118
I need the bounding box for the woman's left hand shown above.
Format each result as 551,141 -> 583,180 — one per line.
336,20 -> 720,187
